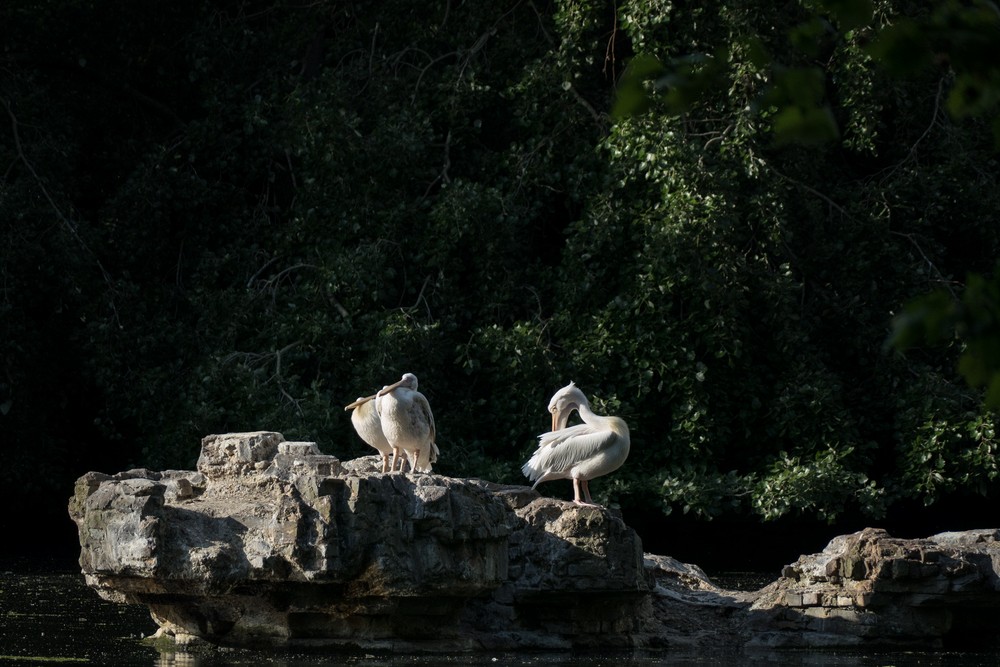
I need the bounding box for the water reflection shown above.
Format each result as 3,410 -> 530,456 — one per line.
1,564 -> 997,667
144,650 -> 1000,667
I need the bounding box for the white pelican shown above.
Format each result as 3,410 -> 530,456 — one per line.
522,381 -> 630,506
344,393 -> 397,473
375,372 -> 439,473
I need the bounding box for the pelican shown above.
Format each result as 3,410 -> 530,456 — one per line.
375,372 -> 439,473
344,393 -> 399,473
522,381 -> 630,506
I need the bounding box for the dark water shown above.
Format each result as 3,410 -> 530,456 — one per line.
2,563 -> 999,667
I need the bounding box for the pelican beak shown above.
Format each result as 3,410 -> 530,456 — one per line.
344,394 -> 376,411
377,378 -> 407,398
551,404 -> 575,431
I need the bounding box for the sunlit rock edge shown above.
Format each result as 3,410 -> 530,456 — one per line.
68,431 -> 1000,652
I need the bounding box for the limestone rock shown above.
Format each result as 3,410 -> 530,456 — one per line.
197,431 -> 284,479
748,527 -> 1000,648
69,432 -> 1000,651
69,432 -> 651,650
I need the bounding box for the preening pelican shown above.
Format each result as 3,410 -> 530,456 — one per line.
522,381 -> 630,506
344,393 -> 396,473
375,373 -> 439,473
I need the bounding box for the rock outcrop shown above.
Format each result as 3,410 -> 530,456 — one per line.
748,526 -> 1000,649
69,431 -> 1000,651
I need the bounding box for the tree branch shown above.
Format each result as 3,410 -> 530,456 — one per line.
873,76 -> 946,187
769,163 -> 862,225
3,97 -> 120,324
891,231 -> 959,298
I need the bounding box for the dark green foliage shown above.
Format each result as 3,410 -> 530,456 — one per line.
3,0 -> 999,526
892,272 -> 1000,410
870,1 -> 1000,128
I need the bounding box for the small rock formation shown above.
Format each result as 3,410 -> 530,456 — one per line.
749,526 -> 1000,649
68,432 -> 1000,651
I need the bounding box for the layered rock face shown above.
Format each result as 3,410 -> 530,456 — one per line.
749,527 -> 1000,648
69,432 -> 652,650
69,431 -> 1000,651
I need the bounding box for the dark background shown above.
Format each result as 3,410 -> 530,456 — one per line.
5,0 -> 1000,575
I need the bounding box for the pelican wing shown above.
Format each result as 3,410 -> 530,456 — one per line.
414,393 -> 436,442
355,397 -> 377,421
523,424 -> 619,481
536,422 -> 597,449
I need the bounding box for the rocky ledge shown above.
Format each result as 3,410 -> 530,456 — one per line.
69,431 -> 1000,651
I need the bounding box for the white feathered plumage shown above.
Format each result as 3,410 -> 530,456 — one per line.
522,381 -> 630,506
376,372 -> 439,473
344,393 -> 396,472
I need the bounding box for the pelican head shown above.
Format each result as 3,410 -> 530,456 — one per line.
344,394 -> 376,411
377,372 -> 419,397
547,381 -> 590,431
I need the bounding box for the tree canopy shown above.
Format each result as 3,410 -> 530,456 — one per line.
3,0 -> 999,533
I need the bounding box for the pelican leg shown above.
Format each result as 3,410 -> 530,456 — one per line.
390,447 -> 401,473
413,449 -> 421,473
381,453 -> 390,473
573,478 -> 599,507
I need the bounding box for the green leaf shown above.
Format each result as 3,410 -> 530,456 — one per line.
789,18 -> 830,58
772,105 -> 840,145
818,0 -> 874,31
866,20 -> 933,76
611,54 -> 665,120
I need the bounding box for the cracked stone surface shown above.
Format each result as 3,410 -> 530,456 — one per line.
69,431 -> 1000,651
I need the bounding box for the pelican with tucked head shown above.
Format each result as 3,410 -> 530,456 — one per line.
344,393 -> 397,473
376,372 -> 439,473
522,382 -> 630,506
